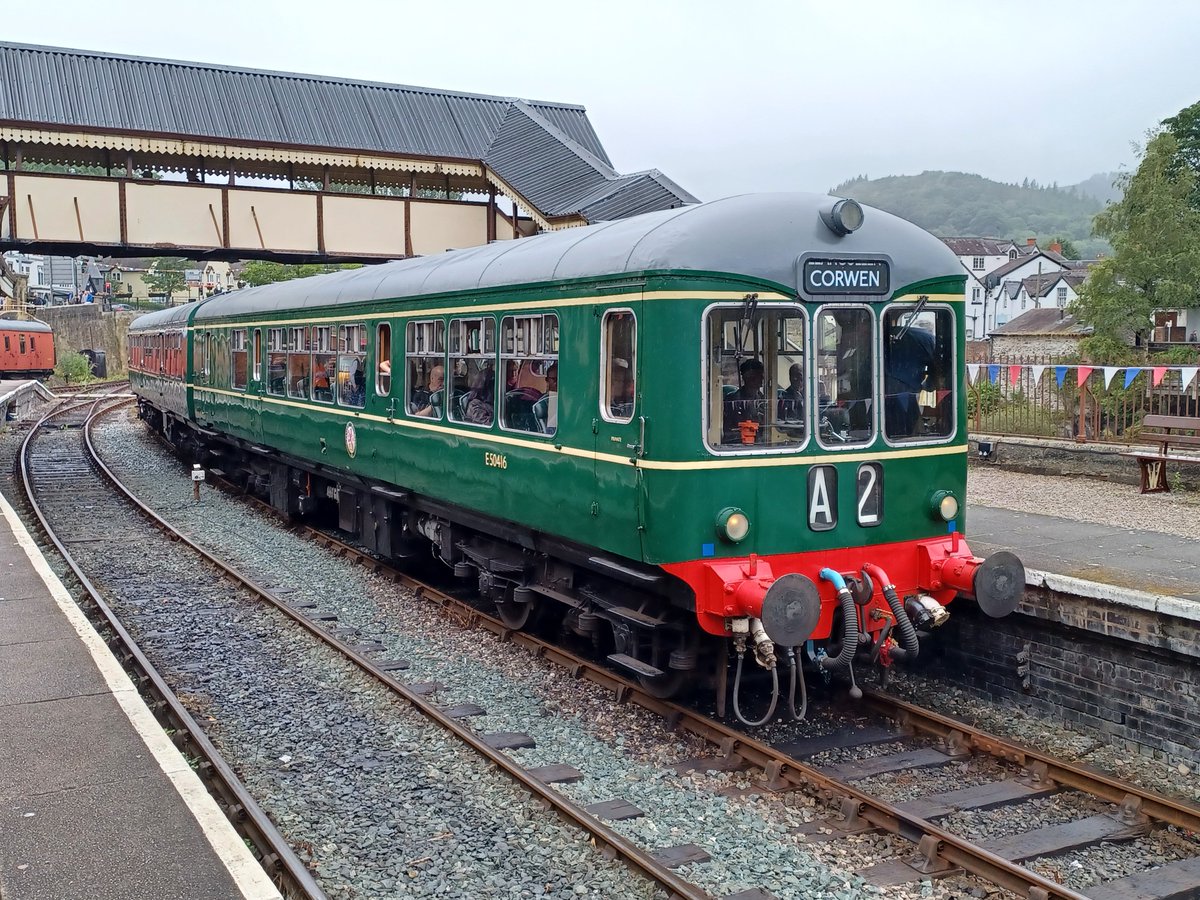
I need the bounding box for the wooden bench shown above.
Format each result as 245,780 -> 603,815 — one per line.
1124,414 -> 1200,493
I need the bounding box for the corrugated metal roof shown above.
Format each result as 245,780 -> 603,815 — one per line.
0,42 -> 693,221
144,193 -> 961,326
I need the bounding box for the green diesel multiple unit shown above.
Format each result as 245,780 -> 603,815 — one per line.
130,193 -> 1023,715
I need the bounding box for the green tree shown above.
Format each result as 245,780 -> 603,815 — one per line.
1071,131 -> 1200,344
144,258 -> 191,305
1163,100 -> 1200,208
240,261 -> 362,287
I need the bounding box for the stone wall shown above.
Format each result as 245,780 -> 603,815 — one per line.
969,434 -> 1200,490
936,595 -> 1199,765
36,305 -> 134,375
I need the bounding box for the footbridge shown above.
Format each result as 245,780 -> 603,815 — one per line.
0,42 -> 695,263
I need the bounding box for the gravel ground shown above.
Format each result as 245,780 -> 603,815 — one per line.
968,464 -> 1200,539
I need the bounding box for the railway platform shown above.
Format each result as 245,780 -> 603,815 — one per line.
969,505 -> 1200,605
0,492 -> 281,900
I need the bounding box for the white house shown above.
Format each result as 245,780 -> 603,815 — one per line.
942,237 -> 1031,339
993,272 -> 1087,330
983,248 -> 1074,335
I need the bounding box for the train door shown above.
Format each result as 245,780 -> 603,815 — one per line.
593,303 -> 646,558
246,327 -> 265,441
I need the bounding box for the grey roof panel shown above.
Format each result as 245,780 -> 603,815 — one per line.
0,42 -> 690,222
182,194 -> 961,324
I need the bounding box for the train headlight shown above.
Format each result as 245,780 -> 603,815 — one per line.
931,491 -> 959,522
820,198 -> 865,236
716,507 -> 751,543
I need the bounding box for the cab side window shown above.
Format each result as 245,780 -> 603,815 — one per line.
500,313 -> 558,435
406,320 -> 445,419
883,304 -> 954,442
230,329 -> 248,390
601,311 -> 636,423
448,318 -> 495,428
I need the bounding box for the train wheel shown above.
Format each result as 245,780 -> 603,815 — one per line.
495,597 -> 533,630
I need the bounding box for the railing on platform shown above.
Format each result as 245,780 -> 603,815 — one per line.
966,355 -> 1200,443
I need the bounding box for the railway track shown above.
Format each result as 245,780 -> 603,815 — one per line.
17,391 -> 327,900
35,398 -> 1200,900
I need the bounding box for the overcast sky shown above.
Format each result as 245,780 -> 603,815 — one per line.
8,0 -> 1199,200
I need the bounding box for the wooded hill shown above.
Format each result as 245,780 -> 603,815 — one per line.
833,171 -> 1120,256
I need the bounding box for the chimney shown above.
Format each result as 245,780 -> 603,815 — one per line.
1026,237 -> 1037,247
1050,241 -> 1062,254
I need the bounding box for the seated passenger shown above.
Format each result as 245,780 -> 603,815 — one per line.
312,361 -> 334,401
777,363 -> 804,422
461,366 -> 495,425
885,326 -> 937,439
723,359 -> 765,444
609,363 -> 634,419
412,364 -> 444,417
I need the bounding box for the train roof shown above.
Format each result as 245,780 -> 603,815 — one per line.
0,318 -> 52,332
129,300 -> 204,330
132,194 -> 961,329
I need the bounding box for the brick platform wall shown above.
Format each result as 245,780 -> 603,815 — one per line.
934,598 -> 1200,766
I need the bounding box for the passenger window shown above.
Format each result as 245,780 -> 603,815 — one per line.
266,328 -> 287,396
406,320 -> 445,420
500,314 -> 558,435
815,307 -> 875,447
601,311 -> 636,423
30,336 -> 36,351
883,303 -> 954,442
230,329 -> 248,390
376,323 -> 392,396
253,329 -> 262,382
287,327 -> 310,399
19,334 -> 26,354
338,324 -> 366,409
311,326 -> 335,403
4,336 -> 9,351
705,305 -> 807,450
448,318 -> 495,427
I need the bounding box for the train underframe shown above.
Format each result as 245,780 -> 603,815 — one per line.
144,403 -> 1024,720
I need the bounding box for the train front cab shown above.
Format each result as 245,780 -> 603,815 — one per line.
654,287 -> 1024,710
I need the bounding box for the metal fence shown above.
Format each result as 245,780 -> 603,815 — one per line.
966,354 -> 1200,443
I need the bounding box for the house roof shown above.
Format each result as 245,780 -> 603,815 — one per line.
0,41 -> 696,222
941,237 -> 1019,256
984,250 -> 1071,288
992,308 -> 1091,336
1020,271 -> 1086,299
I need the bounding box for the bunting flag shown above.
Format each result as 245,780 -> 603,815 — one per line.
1124,368 -> 1142,389
1009,364 -> 1022,385
1030,365 -> 1047,384
1152,366 -> 1167,387
966,364 -> 979,385
988,365 -> 1000,384
1182,367 -> 1199,391
1055,366 -> 1068,387
1103,367 -> 1120,389
1077,366 -> 1093,386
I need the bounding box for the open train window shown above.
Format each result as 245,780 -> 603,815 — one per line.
882,303 -> 955,443
448,318 -> 495,428
230,329 -> 248,390
19,334 -> 26,354
406,320 -> 445,420
311,326 -> 335,404
500,313 -> 558,435
337,324 -> 367,409
266,327 -> 286,396
815,306 -> 875,448
601,311 -> 636,423
287,327 -> 310,399
705,305 -> 807,451
376,323 -> 392,396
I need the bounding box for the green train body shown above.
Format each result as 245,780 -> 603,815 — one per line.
130,194 -> 1023,703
